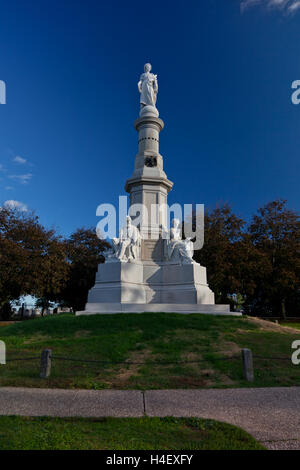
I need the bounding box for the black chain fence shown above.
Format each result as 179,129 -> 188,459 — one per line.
3,348 -> 295,382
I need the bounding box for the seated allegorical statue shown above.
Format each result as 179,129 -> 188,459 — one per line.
167,218 -> 195,264
105,216 -> 141,263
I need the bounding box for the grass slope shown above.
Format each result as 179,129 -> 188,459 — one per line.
281,322 -> 300,330
0,416 -> 265,450
0,313 -> 299,389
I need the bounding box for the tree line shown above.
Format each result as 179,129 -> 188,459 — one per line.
192,200 -> 300,318
0,206 -> 109,318
0,199 -> 299,319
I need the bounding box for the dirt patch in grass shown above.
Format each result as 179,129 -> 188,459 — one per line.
181,352 -> 203,362
246,317 -> 300,335
0,322 -> 16,327
110,348 -> 153,385
173,328 -> 205,341
219,374 -> 234,385
218,341 -> 241,357
23,334 -> 52,344
181,352 -> 208,373
170,375 -> 208,387
74,330 -> 92,338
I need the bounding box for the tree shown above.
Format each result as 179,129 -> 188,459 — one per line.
246,200 -> 300,318
0,207 -> 69,317
59,228 -> 110,312
36,236 -> 69,309
193,204 -> 246,306
0,302 -> 12,321
231,232 -> 268,309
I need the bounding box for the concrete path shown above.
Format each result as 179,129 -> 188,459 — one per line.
146,388 -> 300,450
0,387 -> 299,450
0,388 -> 144,418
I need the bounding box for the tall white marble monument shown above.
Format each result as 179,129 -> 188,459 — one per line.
77,64 -> 236,315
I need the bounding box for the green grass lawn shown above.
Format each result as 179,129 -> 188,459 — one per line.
0,313 -> 299,389
0,416 -> 265,450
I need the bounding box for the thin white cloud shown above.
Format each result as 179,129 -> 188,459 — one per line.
3,200 -> 28,212
268,0 -> 288,6
5,186 -> 13,190
241,0 -> 300,14
9,173 -> 33,184
13,155 -> 27,164
241,0 -> 261,13
287,0 -> 300,12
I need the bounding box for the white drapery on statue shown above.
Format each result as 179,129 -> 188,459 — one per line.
167,219 -> 194,264
138,63 -> 158,108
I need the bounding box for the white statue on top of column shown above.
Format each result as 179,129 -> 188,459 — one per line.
105,216 -> 141,263
167,218 -> 195,264
138,63 -> 158,117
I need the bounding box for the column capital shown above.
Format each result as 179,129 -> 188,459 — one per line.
134,116 -> 164,132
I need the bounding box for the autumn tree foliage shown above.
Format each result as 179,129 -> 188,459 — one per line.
193,204 -> 245,306
193,200 -> 300,317
58,228 -> 110,312
0,209 -> 109,318
246,200 -> 300,318
0,207 -> 69,315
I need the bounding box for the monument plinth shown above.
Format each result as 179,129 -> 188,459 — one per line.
77,63 -> 239,316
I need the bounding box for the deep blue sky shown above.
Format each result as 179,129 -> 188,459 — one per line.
0,0 -> 300,235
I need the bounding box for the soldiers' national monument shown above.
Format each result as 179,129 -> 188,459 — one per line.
77,64 -> 237,315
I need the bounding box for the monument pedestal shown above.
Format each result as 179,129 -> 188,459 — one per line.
76,305 -> 236,315
77,260 -> 236,316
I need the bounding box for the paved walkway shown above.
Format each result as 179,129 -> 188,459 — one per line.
0,387 -> 299,450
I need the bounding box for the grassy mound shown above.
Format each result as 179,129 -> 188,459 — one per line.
0,313 -> 299,389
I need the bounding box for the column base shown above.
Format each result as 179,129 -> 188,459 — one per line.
76,304 -> 239,316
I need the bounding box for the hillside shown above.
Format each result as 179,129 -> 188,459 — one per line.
0,313 -> 299,390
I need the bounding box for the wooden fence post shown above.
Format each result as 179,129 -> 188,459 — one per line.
40,349 -> 52,378
242,348 -> 254,382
